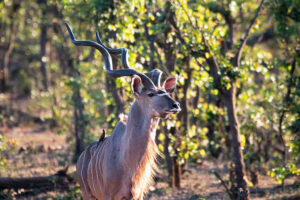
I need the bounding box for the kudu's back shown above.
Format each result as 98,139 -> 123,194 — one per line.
76,121 -> 127,200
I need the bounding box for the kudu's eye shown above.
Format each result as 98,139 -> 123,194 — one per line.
148,93 -> 155,97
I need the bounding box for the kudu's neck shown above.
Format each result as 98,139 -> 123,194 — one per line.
121,100 -> 159,168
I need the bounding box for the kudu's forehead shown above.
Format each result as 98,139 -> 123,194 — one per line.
146,88 -> 169,96
143,87 -> 166,93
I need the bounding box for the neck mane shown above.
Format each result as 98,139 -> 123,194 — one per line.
121,100 -> 160,196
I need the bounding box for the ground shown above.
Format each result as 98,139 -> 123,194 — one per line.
0,125 -> 299,200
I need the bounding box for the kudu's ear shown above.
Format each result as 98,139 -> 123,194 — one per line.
131,75 -> 142,96
163,75 -> 177,93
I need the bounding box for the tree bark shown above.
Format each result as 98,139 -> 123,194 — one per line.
172,156 -> 181,188
223,83 -> 249,200
163,125 -> 173,183
169,0 -> 265,198
39,0 -> 48,90
72,68 -> 86,163
1,0 -> 20,92
105,56 -> 125,115
40,22 -> 48,90
172,56 -> 192,188
2,24 -> 16,91
278,58 -> 296,163
0,1 -> 21,92
147,4 -> 178,186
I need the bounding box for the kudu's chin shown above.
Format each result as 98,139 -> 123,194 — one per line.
160,113 -> 171,119
160,107 -> 181,119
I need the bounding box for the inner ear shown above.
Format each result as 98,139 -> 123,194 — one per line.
163,75 -> 177,93
131,76 -> 142,94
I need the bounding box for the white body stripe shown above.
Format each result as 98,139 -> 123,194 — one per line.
81,152 -> 88,193
95,146 -> 101,191
90,152 -> 97,194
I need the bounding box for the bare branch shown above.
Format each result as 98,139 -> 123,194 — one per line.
234,0 -> 265,67
211,170 -> 234,199
278,58 -> 296,163
246,28 -> 276,46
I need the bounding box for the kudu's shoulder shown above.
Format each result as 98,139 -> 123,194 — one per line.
83,141 -> 98,157
112,120 -> 127,136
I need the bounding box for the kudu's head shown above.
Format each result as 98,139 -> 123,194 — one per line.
65,23 -> 180,119
131,74 -> 180,118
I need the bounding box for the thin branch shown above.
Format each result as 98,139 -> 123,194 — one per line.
76,48 -> 95,63
234,0 -> 265,67
194,58 -> 209,73
211,170 -> 234,199
246,28 -> 276,46
170,19 -> 210,74
154,43 -> 170,75
168,16 -> 187,46
278,58 -> 296,163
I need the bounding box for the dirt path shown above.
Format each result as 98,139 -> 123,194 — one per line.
0,125 -> 68,177
0,126 -> 299,199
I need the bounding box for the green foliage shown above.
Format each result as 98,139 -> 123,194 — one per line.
269,163 -> 300,184
0,135 -> 6,168
268,0 -> 300,36
56,185 -> 82,200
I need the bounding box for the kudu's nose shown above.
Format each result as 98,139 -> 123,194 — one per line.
172,102 -> 180,109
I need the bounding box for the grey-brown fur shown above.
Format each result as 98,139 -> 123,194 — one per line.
76,76 -> 180,200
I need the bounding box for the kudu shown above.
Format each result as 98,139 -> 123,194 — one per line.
66,23 -> 181,200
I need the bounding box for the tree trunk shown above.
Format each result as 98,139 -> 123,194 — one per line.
48,6 -> 86,162
223,82 -> 249,200
40,22 -> 48,90
73,83 -> 86,162
171,57 -> 192,189
39,0 -> 48,90
163,125 -> 174,186
278,58 -> 296,163
70,62 -> 86,162
172,155 -> 181,188
2,19 -> 18,92
105,56 -> 125,115
0,0 -> 21,92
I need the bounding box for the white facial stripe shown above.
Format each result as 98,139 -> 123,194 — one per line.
157,93 -> 168,96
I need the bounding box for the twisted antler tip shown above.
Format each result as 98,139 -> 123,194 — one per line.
64,22 -> 70,28
151,69 -> 163,74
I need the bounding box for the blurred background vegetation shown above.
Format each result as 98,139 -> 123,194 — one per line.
0,0 -> 299,199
